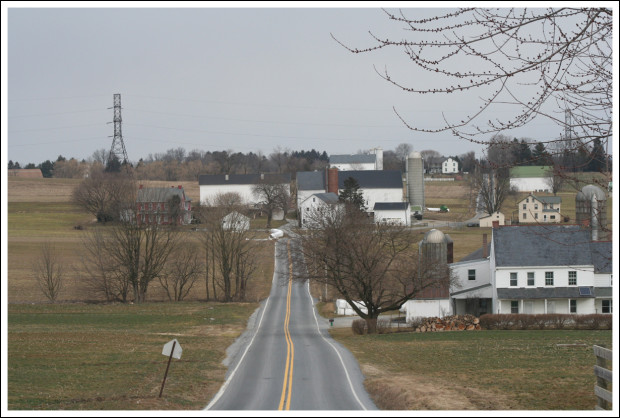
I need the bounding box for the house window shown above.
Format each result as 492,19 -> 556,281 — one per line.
510,273 -> 518,287
602,300 -> 612,314
527,272 -> 535,286
468,269 -> 476,281
523,204 -> 527,210
523,213 -> 527,220
535,213 -> 538,219
534,204 -> 538,210
545,272 -> 554,286
568,271 -> 577,286
526,198 -> 529,203
550,215 -> 556,220
569,299 -> 577,313
511,301 -> 519,314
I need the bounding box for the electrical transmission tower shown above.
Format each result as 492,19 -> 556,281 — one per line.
106,93 -> 129,171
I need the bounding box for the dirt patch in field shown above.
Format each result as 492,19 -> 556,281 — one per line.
361,364 -> 518,410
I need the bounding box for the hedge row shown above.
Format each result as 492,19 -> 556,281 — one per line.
479,314 -> 612,330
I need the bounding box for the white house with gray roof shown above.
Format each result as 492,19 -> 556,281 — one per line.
491,225 -> 612,315
299,192 -> 342,228
446,225 -> 612,317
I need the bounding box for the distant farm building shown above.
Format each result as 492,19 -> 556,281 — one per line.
509,166 -> 553,192
136,185 -> 192,225
7,168 -> 43,178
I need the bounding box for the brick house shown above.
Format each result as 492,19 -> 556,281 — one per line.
136,185 -> 192,225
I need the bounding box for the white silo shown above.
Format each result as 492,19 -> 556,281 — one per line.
406,151 -> 425,212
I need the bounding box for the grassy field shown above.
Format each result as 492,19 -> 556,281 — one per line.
329,328 -> 612,410
7,302 -> 258,410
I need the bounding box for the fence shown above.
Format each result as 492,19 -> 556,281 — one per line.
593,345 -> 612,410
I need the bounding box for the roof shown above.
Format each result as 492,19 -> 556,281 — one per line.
338,170 -> 403,189
493,225 -> 612,269
198,173 -> 291,186
509,166 -> 552,178
296,171 -> 325,191
137,187 -> 187,203
373,202 -> 409,211
313,192 -> 340,205
591,241 -> 613,273
459,244 -> 492,262
330,154 -> 376,164
519,194 -> 562,205
497,287 -> 595,299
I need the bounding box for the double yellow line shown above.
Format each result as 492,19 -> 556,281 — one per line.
278,241 -> 295,410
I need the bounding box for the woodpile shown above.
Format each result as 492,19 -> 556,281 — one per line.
413,315 -> 481,332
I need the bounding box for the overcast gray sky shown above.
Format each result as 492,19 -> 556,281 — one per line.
2,3 -> 612,166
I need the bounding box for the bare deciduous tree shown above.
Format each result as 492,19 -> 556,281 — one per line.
79,229 -> 130,302
332,8 -> 611,164
159,242 -> 204,302
33,242 -> 66,303
470,164 -> 514,216
252,176 -> 290,228
72,170 -> 135,222
197,193 -> 259,302
294,205 -> 455,334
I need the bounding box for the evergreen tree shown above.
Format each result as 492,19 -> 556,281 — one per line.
339,177 -> 366,212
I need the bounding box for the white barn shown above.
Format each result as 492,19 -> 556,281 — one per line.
199,173 -> 291,207
373,202 -> 411,226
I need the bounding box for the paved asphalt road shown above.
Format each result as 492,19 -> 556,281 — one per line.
205,237 -> 377,411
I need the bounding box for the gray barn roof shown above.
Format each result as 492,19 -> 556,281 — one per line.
313,192 -> 340,204
137,187 -> 189,203
493,225 -> 612,269
338,170 -> 403,189
296,171 -> 325,191
373,202 -> 409,211
198,173 -> 290,186
330,154 -> 376,164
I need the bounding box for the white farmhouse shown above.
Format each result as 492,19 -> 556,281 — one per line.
491,225 -> 612,315
442,157 -> 459,174
298,192 -> 341,228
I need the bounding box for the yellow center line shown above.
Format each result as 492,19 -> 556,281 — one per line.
278,241 -> 295,410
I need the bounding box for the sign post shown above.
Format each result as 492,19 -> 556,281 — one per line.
159,339 -> 182,398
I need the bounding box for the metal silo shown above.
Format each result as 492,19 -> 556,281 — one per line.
407,151 -> 425,212
576,184 -> 607,240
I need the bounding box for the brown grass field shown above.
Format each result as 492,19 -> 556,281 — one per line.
6,175 -> 613,410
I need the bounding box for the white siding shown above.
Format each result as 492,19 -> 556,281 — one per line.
374,207 -> 411,226
510,177 -> 550,192
404,299 -> 452,322
331,162 -> 376,171
363,188 -> 403,212
200,184 -> 257,206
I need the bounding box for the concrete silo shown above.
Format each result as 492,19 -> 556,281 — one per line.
406,151 -> 425,214
419,229 -> 453,265
576,184 -> 608,240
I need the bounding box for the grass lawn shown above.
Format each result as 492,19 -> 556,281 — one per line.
7,302 -> 258,410
330,328 -> 612,410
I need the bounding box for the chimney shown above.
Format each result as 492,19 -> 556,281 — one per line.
139,184 -> 143,189
492,220 -> 499,229
326,167 -> 338,194
225,174 -> 229,181
261,173 -> 265,180
178,185 -> 182,189
482,233 -> 488,258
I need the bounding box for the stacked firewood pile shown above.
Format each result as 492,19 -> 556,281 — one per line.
412,314 -> 481,332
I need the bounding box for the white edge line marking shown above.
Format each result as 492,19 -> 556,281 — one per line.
205,244 -> 278,410
306,280 -> 367,410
